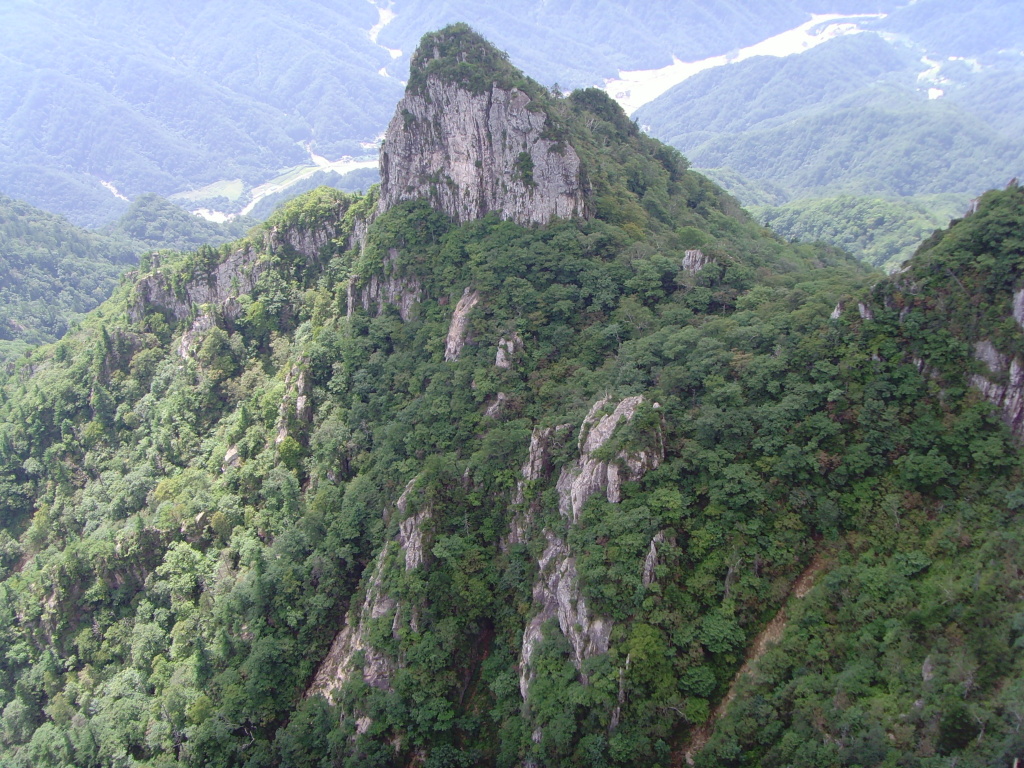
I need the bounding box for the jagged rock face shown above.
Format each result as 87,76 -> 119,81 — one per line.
517,396 -> 664,699
682,249 -> 712,274
347,248 -> 423,322
176,312 -> 216,359
129,246 -> 266,324
378,77 -> 589,226
308,479 -> 431,701
444,287 -> 480,361
1014,288 -> 1024,329
273,362 -> 312,446
495,332 -> 523,369
396,481 -> 432,571
483,392 -> 508,419
130,217 -> 343,325
519,532 -> 611,696
971,340 -> 1024,437
505,424 -> 571,548
307,550 -> 398,701
556,396 -> 664,523
642,531 -> 667,587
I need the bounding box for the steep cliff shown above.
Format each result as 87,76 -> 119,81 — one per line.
378,25 -> 590,227
857,184 -> 1024,440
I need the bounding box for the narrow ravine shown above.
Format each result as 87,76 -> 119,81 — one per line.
678,554 -> 830,767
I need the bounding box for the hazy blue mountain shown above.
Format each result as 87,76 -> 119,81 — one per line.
636,2 -> 1024,267
0,0 -> 913,227
0,0 -> 401,225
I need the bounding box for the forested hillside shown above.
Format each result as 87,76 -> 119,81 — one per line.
0,25 -> 1021,768
755,195 -> 964,270
0,0 -> 912,226
635,2 -> 1024,269
0,196 -> 137,360
0,195 -> 251,361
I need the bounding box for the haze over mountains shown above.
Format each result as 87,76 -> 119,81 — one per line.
635,0 -> 1024,266
5,0 -> 1021,243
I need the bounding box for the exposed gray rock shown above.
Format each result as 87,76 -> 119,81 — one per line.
307,549 -> 398,701
922,655 -> 935,683
379,78 -> 589,226
176,312 -> 216,359
484,392 -> 509,419
444,287 -> 480,361
347,248 -> 423,321
518,397 -> 663,702
308,478 -> 432,701
556,396 -> 664,523
682,249 -> 712,274
505,424 -> 572,548
971,360 -> 1024,438
519,532 -> 611,697
975,340 -> 1010,374
130,245 -> 268,325
130,214 -> 345,325
642,531 -> 667,587
396,480 -> 432,571
222,445 -> 241,471
857,302 -> 874,321
1014,288 -> 1024,330
830,302 -> 844,320
273,362 -> 312,446
496,332 -> 524,369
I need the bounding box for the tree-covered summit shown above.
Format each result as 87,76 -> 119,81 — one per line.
407,23 -> 543,98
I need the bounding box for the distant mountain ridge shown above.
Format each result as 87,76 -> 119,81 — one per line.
635,0 -> 1024,267
0,0 -> 911,226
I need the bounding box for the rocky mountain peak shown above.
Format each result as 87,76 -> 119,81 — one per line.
378,24 -> 591,226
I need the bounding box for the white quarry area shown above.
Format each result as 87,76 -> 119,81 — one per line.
605,13 -> 886,115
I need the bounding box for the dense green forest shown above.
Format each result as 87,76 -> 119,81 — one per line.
0,0 -> 919,226
637,11 -> 1024,268
755,195 -> 964,271
0,24 -> 1022,768
0,194 -> 251,361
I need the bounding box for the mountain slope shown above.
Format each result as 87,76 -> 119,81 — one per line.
0,0 -> 914,226
635,4 -> 1024,269
0,194 -> 254,361
695,182 -> 1024,768
0,195 -> 137,357
0,25 -> 1020,768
